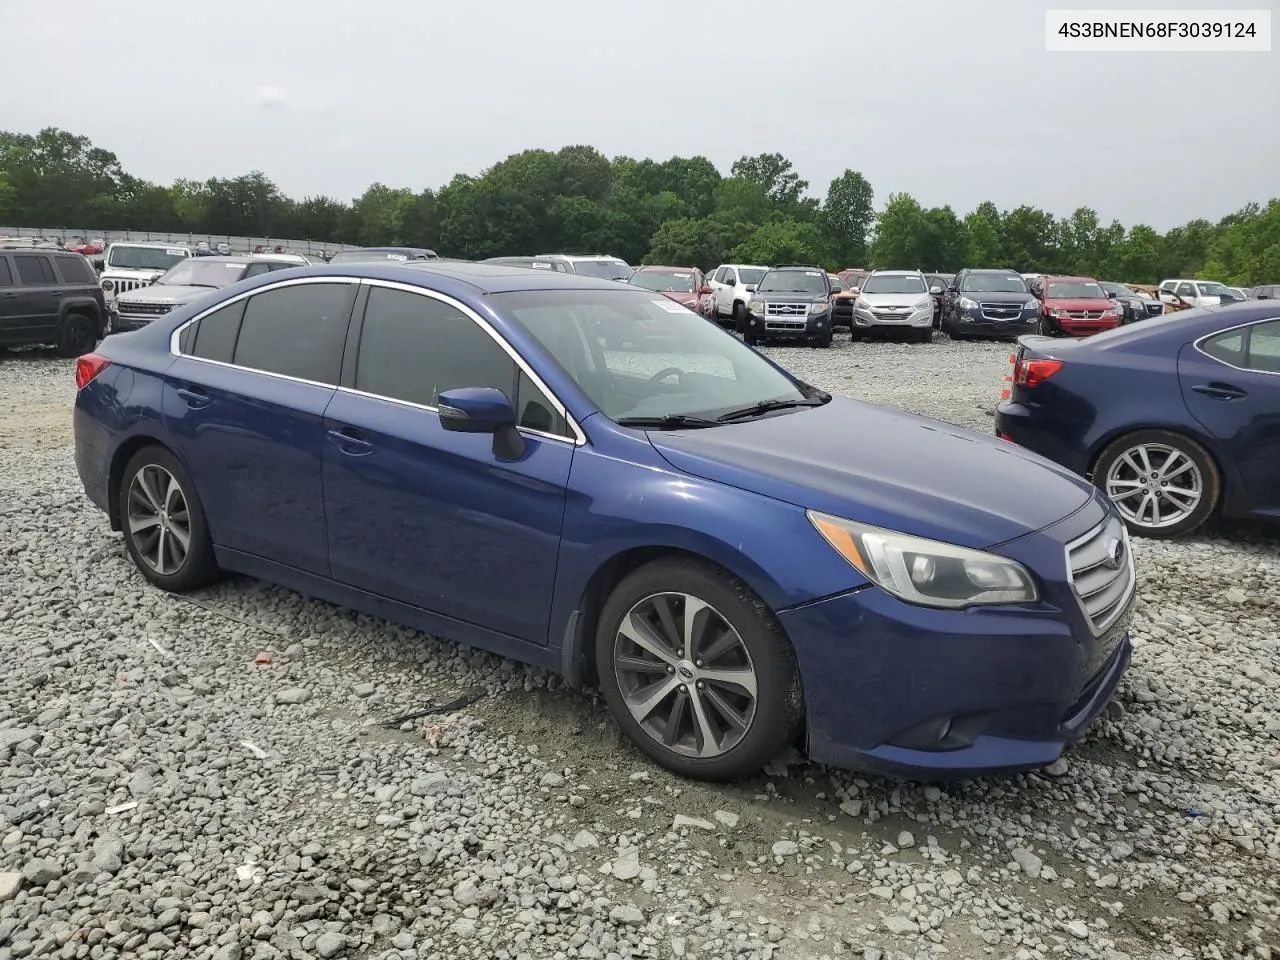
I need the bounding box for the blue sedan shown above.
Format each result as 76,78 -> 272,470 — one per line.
72,262 -> 1133,781
996,301 -> 1280,538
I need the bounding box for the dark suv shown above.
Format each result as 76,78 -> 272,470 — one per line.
941,268 -> 1039,339
740,265 -> 834,347
0,247 -> 108,356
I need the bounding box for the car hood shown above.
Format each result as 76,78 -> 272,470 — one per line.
856,292 -> 932,307
115,285 -> 217,304
959,290 -> 1033,303
1043,297 -> 1113,310
658,291 -> 698,305
647,396 -> 1094,549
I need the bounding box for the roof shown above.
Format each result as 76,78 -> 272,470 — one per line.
633,265 -> 697,272
1043,275 -> 1098,282
270,260 -> 635,296
868,269 -> 925,276
106,241 -> 189,249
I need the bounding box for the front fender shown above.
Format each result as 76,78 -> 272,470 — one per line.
548,442 -> 869,670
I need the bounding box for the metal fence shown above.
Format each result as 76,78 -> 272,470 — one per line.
0,226 -> 361,258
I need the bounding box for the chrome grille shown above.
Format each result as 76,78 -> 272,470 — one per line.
764,320 -> 805,331
117,301 -> 176,318
764,302 -> 808,317
1065,309 -> 1105,319
103,278 -> 151,297
1144,302 -> 1164,315
1065,514 -> 1135,635
871,309 -> 912,323
980,303 -> 1023,320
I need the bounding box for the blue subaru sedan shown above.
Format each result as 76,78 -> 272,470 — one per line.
72,262 -> 1134,781
995,301 -> 1280,538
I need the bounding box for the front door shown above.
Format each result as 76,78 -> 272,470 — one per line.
322,283 -> 575,644
162,279 -> 358,574
1177,319 -> 1280,508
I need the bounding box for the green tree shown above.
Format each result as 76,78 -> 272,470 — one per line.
730,153 -> 808,211
1115,224 -> 1163,283
350,183 -> 418,246
919,206 -> 967,272
0,127 -> 128,226
168,179 -> 212,231
730,219 -> 828,267
821,170 -> 874,268
871,193 -> 929,268
999,205 -> 1058,271
963,201 -> 1003,266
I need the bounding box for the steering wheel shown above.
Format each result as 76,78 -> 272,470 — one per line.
647,367 -> 685,384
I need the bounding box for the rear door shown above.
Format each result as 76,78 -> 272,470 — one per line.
163,278 -> 358,574
11,254 -> 62,339
1178,317 -> 1280,508
0,256 -> 19,342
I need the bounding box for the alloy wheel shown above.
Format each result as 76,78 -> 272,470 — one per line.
612,592 -> 758,759
126,464 -> 192,575
1104,442 -> 1204,529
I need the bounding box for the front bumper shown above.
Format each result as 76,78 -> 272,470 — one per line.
853,307 -> 933,329
953,310 -> 1039,337
743,311 -> 831,339
1052,316 -> 1121,337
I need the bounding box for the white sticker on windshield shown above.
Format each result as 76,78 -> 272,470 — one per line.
672,272 -> 690,278
805,271 -> 820,276
226,262 -> 243,268
531,262 -> 552,269
651,298 -> 688,313
166,248 -> 185,256
386,253 -> 408,261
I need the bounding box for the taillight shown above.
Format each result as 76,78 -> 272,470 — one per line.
75,353 -> 111,389
1013,357 -> 1062,387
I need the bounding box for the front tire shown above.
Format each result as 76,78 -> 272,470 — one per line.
1037,313 -> 1057,337
595,558 -> 803,781
119,446 -> 220,591
56,312 -> 100,358
815,328 -> 833,348
1092,430 -> 1220,538
916,327 -> 933,344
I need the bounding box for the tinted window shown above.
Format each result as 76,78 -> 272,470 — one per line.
242,262 -> 272,278
0,258 -> 11,286
55,255 -> 94,283
232,282 -> 354,383
1246,320 -> 1280,373
1201,329 -> 1245,365
191,300 -> 247,363
355,286 -> 516,408
14,255 -> 56,284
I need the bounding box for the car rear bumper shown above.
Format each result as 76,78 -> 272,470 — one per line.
778,580 -> 1131,779
993,400 -> 1093,476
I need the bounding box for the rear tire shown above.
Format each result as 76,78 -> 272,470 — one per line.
56,312 -> 99,358
119,446 -> 220,592
1091,430 -> 1220,538
916,327 -> 933,344
595,558 -> 804,781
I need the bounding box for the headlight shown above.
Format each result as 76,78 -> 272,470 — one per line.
749,300 -> 765,315
1024,300 -> 1039,311
807,511 -> 1039,608
101,280 -> 114,292
809,301 -> 826,314
957,296 -> 978,310
854,298 -> 870,311
915,298 -> 933,310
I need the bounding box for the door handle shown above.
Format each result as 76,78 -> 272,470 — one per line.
1191,382 -> 1247,400
176,386 -> 210,408
327,427 -> 374,455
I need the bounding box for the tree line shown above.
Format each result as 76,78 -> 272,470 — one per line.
1,127 -> 1275,285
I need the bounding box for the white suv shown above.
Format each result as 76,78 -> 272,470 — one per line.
1157,278 -> 1234,308
99,242 -> 193,322
708,264 -> 769,328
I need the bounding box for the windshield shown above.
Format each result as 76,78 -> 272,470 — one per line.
737,268 -> 767,285
156,259 -> 249,288
862,274 -> 927,295
1100,281 -> 1135,297
757,270 -> 828,295
492,289 -> 809,422
1047,280 -> 1107,299
961,273 -> 1027,294
107,246 -> 189,271
572,259 -> 631,280
630,270 -> 695,293
1197,281 -> 1231,296
330,250 -> 419,263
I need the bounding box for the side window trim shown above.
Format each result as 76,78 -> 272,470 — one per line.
168,276 -> 359,389
337,278 -> 585,445
1193,316 -> 1280,377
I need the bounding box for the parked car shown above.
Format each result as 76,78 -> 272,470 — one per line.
99,242 -> 194,311
1156,278 -> 1234,309
995,302 -> 1280,538
627,265 -> 707,313
1099,281 -> 1165,325
708,264 -> 769,329
1224,286 -> 1250,302
941,269 -> 1038,339
837,269 -> 869,293
536,254 -> 633,281
742,266 -> 834,347
1033,276 -> 1122,337
0,246 -> 107,356
329,247 -> 439,264
72,260 -> 1132,781
112,256 -> 302,332
827,274 -> 857,328
1130,283 -> 1195,312
850,270 -> 936,343
483,256 -> 575,273
1250,284 -> 1280,300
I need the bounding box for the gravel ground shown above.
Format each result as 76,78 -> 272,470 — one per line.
1,334 -> 1277,960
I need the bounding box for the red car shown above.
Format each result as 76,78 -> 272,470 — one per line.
1033,275 -> 1122,337
628,265 -> 706,309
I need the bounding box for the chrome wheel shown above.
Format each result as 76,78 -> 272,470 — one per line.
1104,442 -> 1203,529
126,465 -> 192,575
613,592 -> 758,759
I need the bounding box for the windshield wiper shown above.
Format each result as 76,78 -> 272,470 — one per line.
716,396 -> 829,422
615,414 -> 721,430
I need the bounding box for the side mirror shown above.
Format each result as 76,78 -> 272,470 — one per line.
848,287 -> 860,296
743,285 -> 756,293
699,285 -> 713,296
438,387 -> 525,459
947,285 -> 958,293
929,285 -> 942,295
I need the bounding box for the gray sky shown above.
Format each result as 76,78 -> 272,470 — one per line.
4,0 -> 1276,229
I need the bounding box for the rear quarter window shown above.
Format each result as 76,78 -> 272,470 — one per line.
231,282 -> 355,384
55,254 -> 95,284
0,258 -> 11,286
